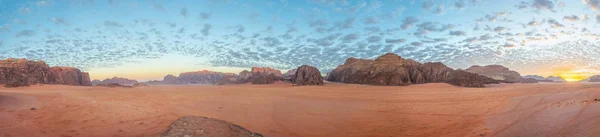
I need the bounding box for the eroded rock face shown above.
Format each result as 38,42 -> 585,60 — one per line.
160,116 -> 263,137
466,65 -> 522,83
282,69 -> 297,82
0,58 -> 91,86
92,77 -> 138,86
293,65 -> 323,86
326,53 -> 499,87
251,67 -> 282,77
589,75 -> 600,82
177,70 -> 227,84
520,78 -> 539,83
162,74 -> 178,84
327,53 -> 426,86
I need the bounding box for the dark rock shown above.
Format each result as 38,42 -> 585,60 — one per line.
0,58 -> 91,86
293,65 -> 323,86
327,53 -> 499,87
160,116 -> 263,137
282,69 -> 297,82
466,65 -> 522,83
248,74 -> 280,84
30,108 -> 36,110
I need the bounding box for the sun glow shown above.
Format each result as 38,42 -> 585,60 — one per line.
559,73 -> 589,82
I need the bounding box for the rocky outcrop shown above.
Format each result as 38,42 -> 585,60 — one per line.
0,58 -> 91,87
293,65 -> 324,86
92,77 -> 138,86
251,67 -> 282,77
282,69 -> 297,82
466,65 -> 522,83
215,67 -> 285,85
326,53 -> 498,87
589,75 -> 600,82
160,116 -> 263,137
162,74 -> 178,84
95,83 -> 133,88
177,70 -> 229,84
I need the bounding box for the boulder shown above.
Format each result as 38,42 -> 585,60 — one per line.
327,53 -> 499,87
160,116 -> 263,137
293,65 -> 324,86
466,65 -> 522,83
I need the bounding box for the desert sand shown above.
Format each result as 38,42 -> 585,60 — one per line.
1,83 -> 599,137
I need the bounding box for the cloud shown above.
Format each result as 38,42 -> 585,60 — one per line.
104,21 -> 124,28
334,18 -> 355,30
414,22 -> 455,36
502,43 -> 516,48
364,16 -> 380,24
309,19 -> 329,27
582,0 -> 600,11
411,42 -> 424,46
493,26 -> 507,33
202,24 -> 212,36
455,0 -> 466,9
596,14 -> 600,23
563,15 -> 580,22
236,25 -> 245,33
531,0 -> 555,12
367,36 -> 382,43
547,19 -> 564,28
401,16 -> 419,29
434,4 -> 445,15
341,33 -> 359,43
422,0 -> 435,10
385,38 -> 406,43
515,1 -> 528,10
15,30 -> 35,37
449,31 -> 466,36
181,7 -> 188,17
199,12 -> 211,20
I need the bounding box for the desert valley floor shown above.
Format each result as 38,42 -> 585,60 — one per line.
1,83 -> 600,137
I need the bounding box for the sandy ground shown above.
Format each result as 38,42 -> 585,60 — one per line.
1,83 -> 599,137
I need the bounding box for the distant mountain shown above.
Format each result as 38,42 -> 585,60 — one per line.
588,75 -> 600,82
144,70 -> 234,85
92,77 -> 139,86
466,65 -> 522,83
522,75 -> 562,82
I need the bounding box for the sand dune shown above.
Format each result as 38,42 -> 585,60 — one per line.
1,83 -> 599,137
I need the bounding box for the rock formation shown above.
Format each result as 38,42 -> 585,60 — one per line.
151,70 -> 233,85
160,116 -> 263,137
282,69 -> 297,82
0,58 -> 91,87
92,77 -> 138,86
95,83 -> 133,88
522,75 -> 561,82
215,67 -> 284,85
546,76 -> 566,82
466,65 -> 522,83
293,65 -> 324,85
326,53 -> 499,87
589,75 -> 600,82
162,74 -> 178,84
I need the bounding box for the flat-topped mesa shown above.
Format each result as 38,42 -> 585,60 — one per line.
251,67 -> 282,77
326,53 -> 499,87
176,70 -> 230,84
466,65 -> 522,83
0,58 -> 91,87
92,77 -> 138,86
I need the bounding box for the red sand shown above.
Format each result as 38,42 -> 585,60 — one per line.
1,83 -> 599,137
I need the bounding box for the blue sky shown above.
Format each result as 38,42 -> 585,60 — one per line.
1,0 -> 600,81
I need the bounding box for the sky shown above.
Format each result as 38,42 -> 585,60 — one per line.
1,0 -> 600,81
